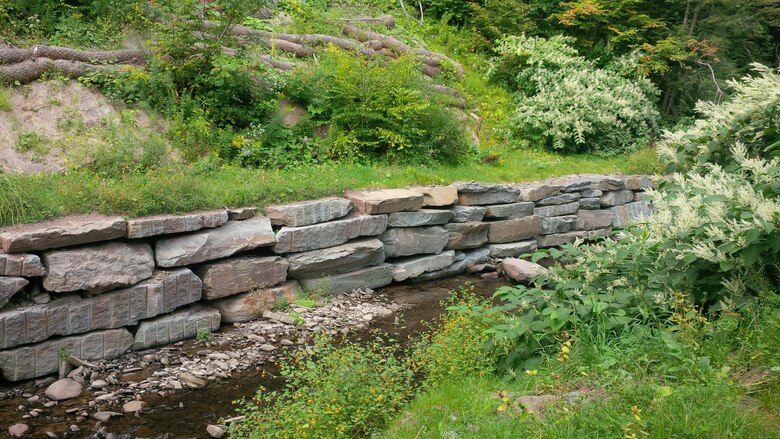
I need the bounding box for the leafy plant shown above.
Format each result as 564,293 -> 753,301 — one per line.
196,328 -> 212,341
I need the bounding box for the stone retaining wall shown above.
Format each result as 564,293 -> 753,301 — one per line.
0,174 -> 653,381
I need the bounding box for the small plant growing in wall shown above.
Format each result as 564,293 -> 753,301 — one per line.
273,296 -> 290,312
196,328 -> 212,341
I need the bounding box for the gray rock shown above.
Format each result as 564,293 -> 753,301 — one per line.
503,258 -> 548,283
179,372 -> 207,389
449,206 -> 487,223
516,182 -> 561,201
273,214 -> 387,254
210,281 -> 302,324
380,227 -> 448,258
288,239 -> 384,278
535,193 -> 581,206
600,190 -> 635,207
392,251 -> 455,282
537,229 -> 610,248
575,210 -> 614,231
387,210 -> 454,227
126,211 -> 228,239
487,241 -> 538,258
408,186 -> 458,207
227,207 -> 257,221
156,217 -> 275,267
411,248 -> 491,282
624,175 -> 653,190
122,400 -> 145,413
610,201 -> 653,227
299,264 -> 394,295
345,189 -> 424,214
488,216 -> 541,244
266,198 -> 352,227
258,343 -> 278,351
540,216 -> 576,235
45,378 -> 83,401
546,174 -> 596,193
0,215 -> 126,253
92,411 -> 121,422
8,423 -> 30,437
484,202 -> 535,220
534,202 -> 579,218
262,311 -> 296,325
43,242 -> 155,294
596,176 -> 626,191
454,182 -> 522,205
0,329 -> 133,381
444,222 -> 489,249
196,256 -> 289,300
580,189 -> 603,198
132,305 -> 221,350
634,191 -> 646,201
0,252 -> 46,277
0,277 -> 28,307
207,424 -> 226,438
578,198 -> 601,210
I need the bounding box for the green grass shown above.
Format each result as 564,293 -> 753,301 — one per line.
0,87 -> 11,112
0,147 -> 659,226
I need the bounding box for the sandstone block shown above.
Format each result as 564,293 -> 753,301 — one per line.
132,305 -> 221,350
266,198 -> 352,227
126,211 -> 228,239
411,248 -> 491,282
409,186 -> 458,207
547,175 -> 595,192
576,210 -> 614,231
298,264 -> 394,295
610,201 -> 653,227
449,206 -> 487,223
579,198 -> 601,209
0,329 -> 133,381
345,189 -> 424,214
624,175 -> 653,190
0,252 -> 46,277
536,193 -> 581,206
454,182 -> 522,205
43,242 -> 154,294
380,227 -> 448,258
273,214 -> 387,254
600,190 -> 635,207
287,239 -> 384,278
392,251 -> 455,282
540,216 -> 576,235
487,241 -> 538,258
534,202 -> 579,218
196,256 -> 289,300
156,217 -> 275,267
0,277 -> 28,307
516,182 -> 561,201
503,258 -> 548,283
484,202 -> 534,220
0,215 -> 126,253
488,216 -> 541,244
444,222 -> 489,249
388,210 -> 454,227
210,281 -> 302,323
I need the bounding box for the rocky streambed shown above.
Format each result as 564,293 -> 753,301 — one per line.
0,275 -> 510,438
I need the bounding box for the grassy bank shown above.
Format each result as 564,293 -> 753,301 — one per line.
0,148 -> 658,226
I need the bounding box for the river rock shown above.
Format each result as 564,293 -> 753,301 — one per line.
266,198 -> 353,227
298,264 -> 394,294
575,210 -> 614,231
387,210 -> 454,227
207,424 -> 226,438
536,193 -> 581,206
8,424 -> 30,437
179,372 -> 207,389
409,185 -> 458,207
392,251 -> 455,282
122,400 -> 145,413
126,211 -> 228,239
503,258 -> 548,283
196,256 -> 288,300
610,201 -> 653,227
345,189 -> 424,214
44,378 -> 83,401
0,277 -> 28,307
0,252 -> 46,277
0,215 -> 126,253
444,222 -> 489,249
210,281 -> 302,323
484,202 -> 534,220
534,202 -> 579,218
488,216 -> 541,244
487,240 -> 538,258
449,206 -> 487,223
600,190 -> 634,207
43,242 -> 155,294
540,216 -> 576,235
380,227 -> 448,258
273,214 -> 387,254
132,305 -> 221,350
288,239 -> 384,278
92,411 -> 121,422
454,182 -> 522,205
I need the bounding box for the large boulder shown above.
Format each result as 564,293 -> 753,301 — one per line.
380,227 -> 448,258
195,256 -> 289,300
345,189 -> 424,214
0,215 -> 126,253
126,211 -> 227,239
299,264 -> 394,295
155,217 -> 275,267
502,258 -> 548,283
265,197 -> 353,227
43,242 -> 155,294
210,281 -> 302,323
287,239 -> 384,278
273,214 -> 387,254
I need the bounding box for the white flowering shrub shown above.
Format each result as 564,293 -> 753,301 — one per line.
491,35 -> 660,155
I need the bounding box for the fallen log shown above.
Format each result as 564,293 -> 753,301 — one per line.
0,58 -> 130,84
0,45 -> 145,65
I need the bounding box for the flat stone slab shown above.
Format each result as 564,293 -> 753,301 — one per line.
536,193 -> 581,206
454,182 -> 522,205
412,248 -> 491,283
0,252 -> 46,277
392,251 -> 455,282
266,198 -> 352,227
387,210 -> 454,227
196,256 -> 289,300
503,258 -> 548,283
611,201 -> 653,227
381,226 -> 448,258
575,210 -> 614,231
488,216 -> 542,244
624,175 -> 654,190
409,186 -> 458,207
43,242 -> 155,294
156,217 -> 275,267
515,182 -> 561,202
345,189 -> 424,214
541,216 -> 576,235
0,277 -> 28,307
444,222 -> 489,249
534,202 -> 580,218
298,264 -> 394,295
484,202 -> 534,220
0,268 -> 202,350
133,305 -> 221,350
126,211 -> 228,239
487,241 -> 538,258
537,229 -> 610,248
273,214 -> 387,254
449,206 -> 487,223
210,281 -> 302,324
287,238 -> 384,278
227,207 -> 257,221
0,215 -> 126,253
600,190 -> 635,207
0,328 -> 134,381
579,198 -> 601,209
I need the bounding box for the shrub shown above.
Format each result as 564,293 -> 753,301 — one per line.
491,35 -> 660,155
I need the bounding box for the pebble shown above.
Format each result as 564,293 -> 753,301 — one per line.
206,424 -> 226,438
45,379 -> 83,401
92,411 -> 121,422
122,400 -> 145,413
8,423 -> 30,437
90,380 -> 109,389
259,344 -> 277,352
